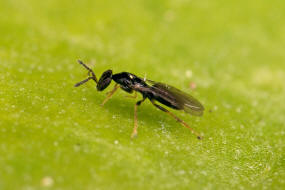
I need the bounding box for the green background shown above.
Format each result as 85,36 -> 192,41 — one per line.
0,0 -> 285,189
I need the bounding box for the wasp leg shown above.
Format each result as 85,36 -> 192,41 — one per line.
100,84 -> 120,106
125,91 -> 137,99
151,100 -> 202,140
131,97 -> 146,138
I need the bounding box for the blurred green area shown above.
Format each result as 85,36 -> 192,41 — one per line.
0,0 -> 285,189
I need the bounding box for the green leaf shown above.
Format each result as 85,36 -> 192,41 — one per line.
0,0 -> 284,189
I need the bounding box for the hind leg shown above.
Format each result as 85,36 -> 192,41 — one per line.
150,100 -> 202,140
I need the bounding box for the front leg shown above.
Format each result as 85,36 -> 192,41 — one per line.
100,84 -> 119,106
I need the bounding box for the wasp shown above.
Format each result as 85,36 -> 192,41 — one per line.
74,60 -> 204,139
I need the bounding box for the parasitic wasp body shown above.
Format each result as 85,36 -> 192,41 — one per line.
75,60 -> 204,139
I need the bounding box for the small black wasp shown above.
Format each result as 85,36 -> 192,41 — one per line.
75,60 -> 204,139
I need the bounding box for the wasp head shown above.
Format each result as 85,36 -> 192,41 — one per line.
96,70 -> 113,91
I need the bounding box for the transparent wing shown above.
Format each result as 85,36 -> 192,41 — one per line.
146,79 -> 204,116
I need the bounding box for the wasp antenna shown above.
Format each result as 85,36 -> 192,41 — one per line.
76,60 -> 98,83
74,77 -> 93,87
77,60 -> 88,69
77,60 -> 86,66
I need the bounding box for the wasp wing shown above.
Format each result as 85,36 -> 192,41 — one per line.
146,79 -> 204,116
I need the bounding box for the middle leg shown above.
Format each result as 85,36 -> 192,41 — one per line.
131,97 -> 146,138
